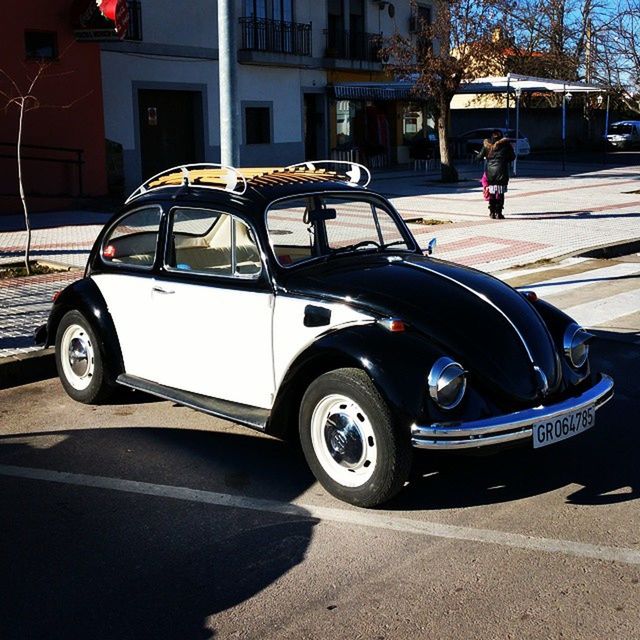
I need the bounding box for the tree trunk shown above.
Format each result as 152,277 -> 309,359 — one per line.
437,98 -> 458,183
17,101 -> 32,275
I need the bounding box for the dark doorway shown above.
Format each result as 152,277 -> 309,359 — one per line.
138,89 -> 204,179
304,93 -> 325,160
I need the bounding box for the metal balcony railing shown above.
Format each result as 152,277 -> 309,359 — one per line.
239,17 -> 312,56
324,29 -> 383,62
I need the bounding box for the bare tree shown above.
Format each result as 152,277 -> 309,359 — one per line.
383,0 -> 507,182
592,0 -> 640,114
0,57 -> 87,274
504,0 -> 612,81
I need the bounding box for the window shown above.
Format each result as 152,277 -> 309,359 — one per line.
101,207 -> 162,268
244,0 -> 293,21
245,106 -> 271,144
166,208 -> 261,278
25,31 -> 58,60
267,195 -> 411,268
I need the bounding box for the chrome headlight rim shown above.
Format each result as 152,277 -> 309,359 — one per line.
563,323 -> 592,369
428,356 -> 467,410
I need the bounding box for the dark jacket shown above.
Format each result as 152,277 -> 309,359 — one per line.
477,138 -> 516,185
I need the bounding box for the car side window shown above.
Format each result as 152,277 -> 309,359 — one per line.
101,207 -> 162,268
167,207 -> 262,278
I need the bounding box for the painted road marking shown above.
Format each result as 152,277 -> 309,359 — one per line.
562,289 -> 640,328
523,263 -> 640,298
1,463 -> 639,566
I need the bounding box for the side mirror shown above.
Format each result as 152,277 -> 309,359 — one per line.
423,237 -> 437,256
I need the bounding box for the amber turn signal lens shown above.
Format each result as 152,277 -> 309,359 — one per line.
522,290 -> 538,302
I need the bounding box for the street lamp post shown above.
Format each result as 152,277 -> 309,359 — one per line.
562,91 -> 572,171
597,94 -> 606,165
514,85 -> 522,176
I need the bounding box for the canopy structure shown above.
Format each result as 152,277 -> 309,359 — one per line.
458,74 -> 606,172
458,73 -> 603,95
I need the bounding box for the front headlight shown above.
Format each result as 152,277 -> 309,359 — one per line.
563,324 -> 593,368
428,357 -> 467,410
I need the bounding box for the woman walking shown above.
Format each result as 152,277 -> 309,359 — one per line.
478,129 -> 516,219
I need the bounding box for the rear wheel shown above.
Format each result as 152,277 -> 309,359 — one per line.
299,368 -> 412,507
55,310 -> 116,403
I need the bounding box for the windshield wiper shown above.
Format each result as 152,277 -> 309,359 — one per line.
378,240 -> 409,251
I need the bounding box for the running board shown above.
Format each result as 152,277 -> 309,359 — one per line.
117,374 -> 269,431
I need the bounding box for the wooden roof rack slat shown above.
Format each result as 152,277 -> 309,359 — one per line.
124,160 -> 371,204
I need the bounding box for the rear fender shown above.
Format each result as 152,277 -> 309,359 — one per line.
44,278 -> 124,376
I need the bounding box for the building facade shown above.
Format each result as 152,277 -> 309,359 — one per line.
99,0 -> 432,192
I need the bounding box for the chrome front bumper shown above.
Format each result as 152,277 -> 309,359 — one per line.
411,374 -> 614,450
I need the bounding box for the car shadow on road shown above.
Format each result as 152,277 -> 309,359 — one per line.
0,428 -> 316,640
390,332 -> 640,511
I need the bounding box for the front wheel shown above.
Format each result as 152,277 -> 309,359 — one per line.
299,368 -> 412,507
55,310 -> 116,404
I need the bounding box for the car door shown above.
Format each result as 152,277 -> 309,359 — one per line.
91,205 -> 165,382
149,206 -> 275,409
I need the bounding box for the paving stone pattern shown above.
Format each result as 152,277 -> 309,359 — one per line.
1,160 -> 639,360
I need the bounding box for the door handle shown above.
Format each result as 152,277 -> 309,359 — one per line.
152,286 -> 175,295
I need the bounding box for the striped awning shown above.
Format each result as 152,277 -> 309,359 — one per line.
330,83 -> 414,101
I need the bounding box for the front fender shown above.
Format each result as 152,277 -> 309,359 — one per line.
268,323 -> 443,439
44,277 -> 124,376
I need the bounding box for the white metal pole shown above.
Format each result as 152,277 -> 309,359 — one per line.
218,0 -> 240,167
562,86 -> 566,171
514,89 -> 520,176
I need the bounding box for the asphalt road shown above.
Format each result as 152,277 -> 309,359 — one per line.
1,260 -> 639,639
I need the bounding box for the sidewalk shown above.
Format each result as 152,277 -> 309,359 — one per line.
1,159 -> 639,376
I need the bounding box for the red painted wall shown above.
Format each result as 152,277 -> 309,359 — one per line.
0,0 -> 107,213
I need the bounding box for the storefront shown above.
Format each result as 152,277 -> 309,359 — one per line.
328,82 -> 436,167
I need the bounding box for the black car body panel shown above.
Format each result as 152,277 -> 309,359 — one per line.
43,278 -> 124,376
280,253 -> 562,408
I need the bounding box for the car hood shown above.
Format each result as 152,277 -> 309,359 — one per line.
281,254 -> 560,403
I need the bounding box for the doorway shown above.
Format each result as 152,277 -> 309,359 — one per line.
304,93 -> 325,161
138,89 -> 204,179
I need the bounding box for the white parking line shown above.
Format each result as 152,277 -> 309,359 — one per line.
2,463 -> 640,566
522,263 -> 640,298
563,289 -> 640,327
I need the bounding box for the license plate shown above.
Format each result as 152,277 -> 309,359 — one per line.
532,404 -> 596,448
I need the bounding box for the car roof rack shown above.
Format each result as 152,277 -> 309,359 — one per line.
125,163 -> 249,204
124,160 -> 372,204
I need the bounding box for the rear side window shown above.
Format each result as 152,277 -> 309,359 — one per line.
166,207 -> 262,278
101,207 -> 162,269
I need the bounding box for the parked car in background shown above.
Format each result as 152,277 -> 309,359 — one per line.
37,161 -> 613,507
606,121 -> 640,150
458,127 -> 531,157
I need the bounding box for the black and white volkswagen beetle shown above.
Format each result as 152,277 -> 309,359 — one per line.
38,162 -> 614,507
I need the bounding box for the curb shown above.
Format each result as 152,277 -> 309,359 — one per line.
0,348 -> 57,390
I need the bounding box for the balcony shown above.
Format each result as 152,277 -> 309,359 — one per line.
239,17 -> 312,56
323,29 -> 383,62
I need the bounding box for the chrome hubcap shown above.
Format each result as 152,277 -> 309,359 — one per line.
68,337 -> 90,376
324,412 -> 364,468
60,324 -> 95,391
310,394 -> 376,488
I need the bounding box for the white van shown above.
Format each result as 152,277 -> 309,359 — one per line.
606,121 -> 640,149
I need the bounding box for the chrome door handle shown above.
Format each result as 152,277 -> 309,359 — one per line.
152,286 -> 175,294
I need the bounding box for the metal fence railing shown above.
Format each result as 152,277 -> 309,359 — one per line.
0,142 -> 84,197
240,17 -> 312,56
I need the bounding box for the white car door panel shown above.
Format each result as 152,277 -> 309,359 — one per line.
151,280 -> 275,408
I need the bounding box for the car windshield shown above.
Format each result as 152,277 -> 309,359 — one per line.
266,194 -> 414,267
609,124 -> 633,135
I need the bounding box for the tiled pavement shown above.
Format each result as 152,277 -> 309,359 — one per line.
1,159 -> 639,360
